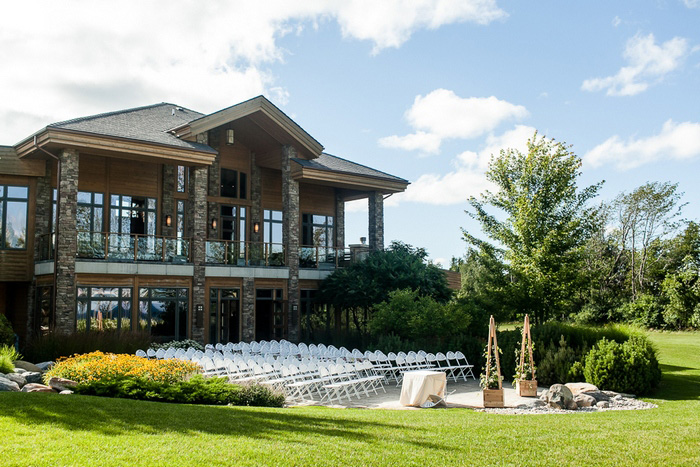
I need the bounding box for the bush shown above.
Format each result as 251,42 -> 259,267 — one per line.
0,344 -> 22,374
23,330 -> 151,362
618,294 -> 663,328
584,336 -> 661,395
0,314 -> 15,347
149,339 -> 204,352
536,336 -> 585,386
45,351 -> 200,385
74,375 -> 285,407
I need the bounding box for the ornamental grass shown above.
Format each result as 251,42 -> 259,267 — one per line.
44,351 -> 200,385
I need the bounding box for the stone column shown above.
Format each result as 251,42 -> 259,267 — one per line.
161,165 -> 176,237
249,152 -> 262,243
368,191 -> 384,251
207,148 -> 220,238
334,190 -> 345,249
28,164 -> 53,337
55,149 -> 79,334
241,277 -> 255,342
281,145 -> 300,342
191,166 -> 208,342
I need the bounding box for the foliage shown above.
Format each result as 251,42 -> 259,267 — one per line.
23,330 -> 151,363
149,339 -> 204,351
0,344 -> 22,373
368,289 -> 471,349
618,294 -> 664,328
660,260 -> 700,330
535,336 -> 584,386
0,314 -> 15,347
73,375 -> 285,407
583,336 -> 661,395
316,241 -> 452,337
513,342 -> 536,382
479,344 -> 502,390
457,245 -> 514,323
464,132 -> 603,323
44,351 -> 200,385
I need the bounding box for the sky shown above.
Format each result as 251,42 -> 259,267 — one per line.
1,1 -> 700,267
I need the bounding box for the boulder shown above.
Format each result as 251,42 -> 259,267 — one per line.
14,368 -> 27,374
5,373 -> 27,388
24,372 -> 43,384
596,401 -> 610,409
574,393 -> 597,408
580,390 -> 610,402
21,383 -> 55,393
13,361 -> 42,373
59,390 -> 74,395
545,384 -> 577,410
36,361 -> 54,372
48,377 -> 78,392
0,376 -> 20,392
565,382 -> 598,396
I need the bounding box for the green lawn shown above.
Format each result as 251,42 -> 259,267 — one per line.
2,331 -> 699,467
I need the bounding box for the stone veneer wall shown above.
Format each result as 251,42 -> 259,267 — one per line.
335,190 -> 345,248
161,165 -> 175,237
190,166 -> 208,342
241,277 -> 255,342
55,149 -> 79,334
27,165 -> 53,336
368,191 -> 384,251
249,152 -> 262,243
281,145 -> 300,341
207,148 -> 221,239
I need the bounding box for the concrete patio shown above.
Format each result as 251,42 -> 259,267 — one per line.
291,378 -> 544,410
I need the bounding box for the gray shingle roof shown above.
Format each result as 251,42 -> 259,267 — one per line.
293,152 -> 408,184
48,103 -> 215,153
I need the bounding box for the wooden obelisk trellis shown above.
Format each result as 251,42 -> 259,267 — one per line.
516,314 -> 537,397
483,315 -> 504,407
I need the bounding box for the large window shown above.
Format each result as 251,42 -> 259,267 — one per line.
176,166 -> 188,193
220,168 -> 247,199
302,214 -> 334,248
139,287 -> 188,341
263,210 -> 283,244
76,286 -> 132,332
209,288 -> 240,345
110,195 -> 157,235
0,185 -> 29,249
77,191 -> 105,258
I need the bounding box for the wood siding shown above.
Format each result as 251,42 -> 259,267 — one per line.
299,183 -> 335,217
0,175 -> 37,281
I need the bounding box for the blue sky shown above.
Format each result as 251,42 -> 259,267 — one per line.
2,1 -> 699,266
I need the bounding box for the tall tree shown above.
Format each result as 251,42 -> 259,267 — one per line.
464,132 -> 603,323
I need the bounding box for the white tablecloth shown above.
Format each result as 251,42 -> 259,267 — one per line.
399,370 -> 447,407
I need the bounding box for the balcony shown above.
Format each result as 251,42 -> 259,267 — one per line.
205,240 -> 286,267
299,246 -> 351,269
39,232 -> 191,262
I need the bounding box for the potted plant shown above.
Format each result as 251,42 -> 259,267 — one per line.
480,315 -> 504,408
514,314 -> 537,397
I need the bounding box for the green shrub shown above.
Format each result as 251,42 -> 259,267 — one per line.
0,314 -> 15,347
618,294 -> 664,328
0,355 -> 14,374
535,336 -> 585,386
74,375 -> 285,407
23,330 -> 151,362
583,336 -> 661,395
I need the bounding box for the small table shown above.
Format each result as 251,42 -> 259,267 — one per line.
399,370 -> 447,407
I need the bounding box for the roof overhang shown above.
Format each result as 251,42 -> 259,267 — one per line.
0,146 -> 46,177
15,128 -> 217,166
292,162 -> 409,194
170,96 -> 324,160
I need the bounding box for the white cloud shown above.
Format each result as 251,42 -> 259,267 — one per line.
0,1 -> 505,144
582,33 -> 689,96
379,89 -> 528,154
392,125 -> 536,205
683,0 -> 700,8
584,120 -> 700,170
612,16 -> 621,27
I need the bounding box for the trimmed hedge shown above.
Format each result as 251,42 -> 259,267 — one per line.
23,330 -> 151,362
75,375 -> 285,407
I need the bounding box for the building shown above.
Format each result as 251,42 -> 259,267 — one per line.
0,96 -> 408,345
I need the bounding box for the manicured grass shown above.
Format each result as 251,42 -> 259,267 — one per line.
1,330 -> 699,466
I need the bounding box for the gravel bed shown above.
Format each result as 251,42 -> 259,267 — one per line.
476,395 -> 657,415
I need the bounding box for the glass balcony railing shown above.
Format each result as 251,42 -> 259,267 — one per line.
73,232 -> 191,262
299,246 -> 351,269
205,240 -> 286,267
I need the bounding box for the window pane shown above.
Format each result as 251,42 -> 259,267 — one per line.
272,223 -> 282,244
77,192 -> 92,204
77,302 -> 88,332
121,288 -> 131,298
177,166 -> 186,192
7,186 -> 28,198
221,169 -> 238,198
177,302 -> 188,340
138,301 -> 149,331
111,195 -> 120,206
5,201 -> 27,248
0,186 -> 3,197
239,172 -> 247,199
150,300 -> 176,339
121,301 -> 131,331
94,208 -> 103,232
95,193 -> 104,204
272,211 -> 283,221
77,206 -> 91,231
313,215 -> 326,225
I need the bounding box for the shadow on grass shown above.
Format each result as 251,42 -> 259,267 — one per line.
0,394 -> 454,452
654,364 -> 700,401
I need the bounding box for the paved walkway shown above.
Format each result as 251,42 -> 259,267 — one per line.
292,378 -> 543,410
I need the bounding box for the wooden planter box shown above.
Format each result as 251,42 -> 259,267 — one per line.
482,388 -> 504,408
516,379 -> 538,397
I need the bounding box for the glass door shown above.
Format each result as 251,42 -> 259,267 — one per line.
209,288 -> 241,344
255,288 -> 285,341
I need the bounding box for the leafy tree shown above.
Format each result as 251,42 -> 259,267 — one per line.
464,132 -> 603,323
316,241 -> 452,336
